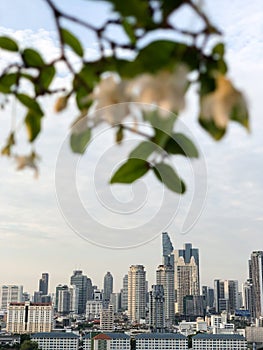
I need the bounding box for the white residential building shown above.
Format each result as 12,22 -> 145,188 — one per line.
86,300 -> 103,320
135,333 -> 188,350
192,333 -> 247,350
1,285 -> 23,311
128,265 -> 146,322
6,301 -> 53,334
100,305 -> 114,332
31,332 -> 79,350
83,332 -> 130,350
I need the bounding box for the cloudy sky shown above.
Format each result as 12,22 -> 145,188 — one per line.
0,0 -> 262,295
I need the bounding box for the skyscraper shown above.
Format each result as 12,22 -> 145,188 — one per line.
39,273 -> 49,296
103,272 -> 113,304
250,251 -> 263,318
214,279 -> 238,314
162,232 -> 174,266
149,285 -> 165,333
128,265 -> 146,322
174,243 -> 200,315
156,264 -> 175,326
70,270 -> 92,314
121,274 -> 128,311
1,285 -> 23,311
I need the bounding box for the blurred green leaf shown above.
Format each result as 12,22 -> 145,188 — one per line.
0,36 -> 19,52
110,158 -> 149,184
230,97 -> 249,130
199,117 -> 226,140
129,141 -> 158,160
22,48 -> 45,68
17,94 -> 43,116
0,73 -> 18,93
61,28 -> 84,57
123,20 -> 136,45
25,111 -> 42,142
165,133 -> 199,158
153,162 -> 185,193
116,126 -> 124,144
161,0 -> 184,18
212,43 -> 225,58
70,128 -> 91,154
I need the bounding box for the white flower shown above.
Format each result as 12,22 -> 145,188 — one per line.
90,75 -> 130,125
128,65 -> 189,115
200,75 -> 247,129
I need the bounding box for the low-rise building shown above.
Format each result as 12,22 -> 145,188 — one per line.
83,332 -> 130,350
135,333 -> 188,350
192,333 -> 247,350
31,332 -> 79,350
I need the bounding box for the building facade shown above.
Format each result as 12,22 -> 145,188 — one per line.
70,270 -> 92,314
192,333 -> 247,350
39,273 -> 49,296
135,333 -> 188,350
83,333 -> 130,350
250,251 -> 263,318
103,272 -> 113,304
6,302 -> 53,334
31,332 -> 79,350
1,285 -> 23,311
128,265 -> 146,322
149,284 -> 165,332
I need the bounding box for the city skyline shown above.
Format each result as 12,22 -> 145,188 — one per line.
0,0 -> 262,295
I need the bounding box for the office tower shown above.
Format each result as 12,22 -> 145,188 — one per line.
6,301 -> 53,334
162,232 -> 174,266
242,279 -> 253,315
156,265 -> 175,326
1,285 -> 23,311
250,251 -> 263,318
70,270 -> 92,314
39,273 -> 49,295
56,285 -> 71,315
214,279 -> 238,314
33,291 -> 43,303
128,265 -> 146,322
103,272 -> 113,304
69,285 -> 79,314
149,285 -> 165,333
202,286 -> 214,311
110,293 -> 121,313
121,274 -> 128,311
174,253 -> 199,315
100,304 -> 114,331
183,295 -> 205,317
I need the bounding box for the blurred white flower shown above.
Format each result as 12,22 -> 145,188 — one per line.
90,75 -> 130,125
15,154 -> 39,178
201,75 -> 247,129
128,65 -> 189,115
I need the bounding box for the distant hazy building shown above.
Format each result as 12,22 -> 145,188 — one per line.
39,273 -> 49,296
56,285 -> 71,315
214,279 -> 239,314
69,285 -> 79,314
149,285 -> 165,332
250,251 -> 263,318
1,285 -> 23,311
242,279 -> 253,315
121,274 -> 128,311
183,295 -> 205,317
128,265 -> 146,322
110,292 -> 121,313
100,305 -> 114,332
103,272 -> 113,304
156,265 -> 175,326
202,286 -> 214,311
86,300 -> 103,320
70,270 -> 92,314
7,301 -> 53,334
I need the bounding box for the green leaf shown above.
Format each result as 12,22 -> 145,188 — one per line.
199,73 -> 216,96
123,20 -> 136,45
39,66 -> 55,89
17,94 -> 43,116
161,0 -> 184,18
110,158 -> 149,184
22,48 -> 45,68
198,117 -> 226,141
0,73 -> 18,93
153,162 -> 185,193
0,36 -> 19,52
129,141 -> 158,160
212,43 -> 225,58
61,28 -> 84,57
230,96 -> 249,130
116,126 -> 124,144
165,133 -> 199,158
70,128 -> 91,154
25,111 -> 42,142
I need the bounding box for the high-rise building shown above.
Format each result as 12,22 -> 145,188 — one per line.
70,270 -> 92,314
242,279 -> 253,315
1,285 -> 23,311
6,301 -> 53,334
103,272 -> 113,304
56,285 -> 71,315
121,274 -> 128,311
250,251 -> 263,318
162,232 -> 174,266
214,279 -> 239,314
174,249 -> 200,315
128,265 -> 146,322
149,285 -> 165,333
69,285 -> 79,314
156,265 -> 175,326
39,273 -> 49,296
100,305 -> 114,332
202,286 -> 214,311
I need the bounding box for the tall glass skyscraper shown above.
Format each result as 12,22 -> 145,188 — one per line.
250,251 -> 263,318
39,273 -> 49,296
103,272 -> 113,304
70,270 -> 92,314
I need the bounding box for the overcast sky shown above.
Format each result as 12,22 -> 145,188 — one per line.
0,0 -> 262,295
